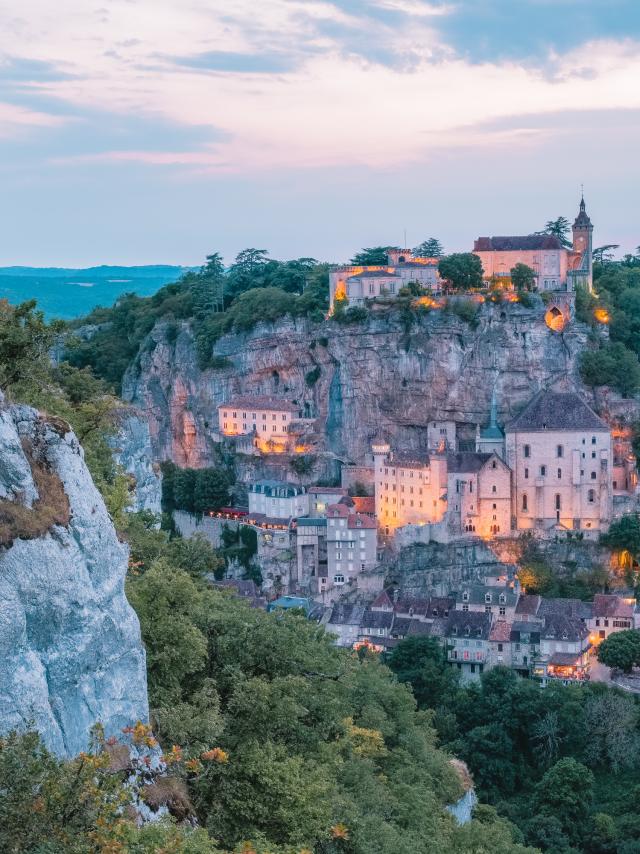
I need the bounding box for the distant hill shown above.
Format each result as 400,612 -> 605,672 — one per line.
0,265 -> 193,320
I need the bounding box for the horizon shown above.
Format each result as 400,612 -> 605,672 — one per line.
1,2 -> 639,265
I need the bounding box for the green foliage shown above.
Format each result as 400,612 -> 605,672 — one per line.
166,464 -> 234,515
331,300 -> 368,324
580,342 -> 640,397
350,246 -> 393,265
601,513 -> 640,558
218,523 -> 257,572
446,298 -> 480,326
597,630 -> 640,674
511,263 -> 536,292
388,636 -> 460,709
413,238 -> 444,258
540,216 -> 572,249
290,454 -> 316,476
534,758 -> 594,844
0,299 -> 64,393
127,562 -> 508,853
438,253 -> 484,291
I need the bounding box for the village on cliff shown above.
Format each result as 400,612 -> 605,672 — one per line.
175,197 -> 640,687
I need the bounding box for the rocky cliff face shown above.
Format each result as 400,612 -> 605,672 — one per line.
111,408 -> 162,514
123,300 -> 596,470
0,399 -> 148,757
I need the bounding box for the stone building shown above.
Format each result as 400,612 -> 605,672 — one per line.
586,594 -> 636,644
218,396 -> 300,439
329,249 -> 440,309
325,503 -> 378,591
447,452 -> 512,538
505,390 -> 613,538
473,195 -> 593,292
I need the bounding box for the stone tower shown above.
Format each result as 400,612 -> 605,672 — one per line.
572,193 -> 593,290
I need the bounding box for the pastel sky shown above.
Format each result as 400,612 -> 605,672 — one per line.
1,0 -> 639,266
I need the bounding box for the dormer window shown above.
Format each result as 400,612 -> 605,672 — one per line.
499,593 -> 506,604
452,626 -> 458,636
476,628 -> 482,637
464,626 -> 470,636
485,593 -> 492,603
562,632 -> 568,640
462,591 -> 469,602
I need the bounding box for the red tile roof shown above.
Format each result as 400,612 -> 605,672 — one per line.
371,590 -> 394,610
348,514 -> 377,530
327,503 -> 349,517
489,620 -> 513,642
353,496 -> 375,515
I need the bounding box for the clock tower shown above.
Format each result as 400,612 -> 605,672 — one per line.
572,193 -> 593,290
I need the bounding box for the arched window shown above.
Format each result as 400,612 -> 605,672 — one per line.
588,489 -> 595,503
522,493 -> 528,511
557,445 -> 564,458
524,444 -> 531,458
555,494 -> 561,510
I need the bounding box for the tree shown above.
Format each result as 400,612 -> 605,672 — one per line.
0,299 -> 63,393
540,216 -> 572,249
350,246 -> 393,265
601,513 -> 640,561
597,630 -> 640,674
438,253 -> 484,291
389,636 -> 459,709
193,469 -> 230,514
583,691 -> 640,771
510,263 -> 536,292
227,248 -> 270,296
534,757 -> 594,844
580,343 -> 640,397
413,238 -> 444,258
192,252 -> 225,318
593,245 -> 620,264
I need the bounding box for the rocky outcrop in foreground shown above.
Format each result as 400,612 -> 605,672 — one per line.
0,399 -> 148,757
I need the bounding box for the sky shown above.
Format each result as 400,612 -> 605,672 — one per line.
0,0 -> 639,266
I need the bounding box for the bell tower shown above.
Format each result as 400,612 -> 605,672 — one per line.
572,192 -> 593,290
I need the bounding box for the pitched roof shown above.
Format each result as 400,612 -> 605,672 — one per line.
327,604 -> 366,626
447,451 -> 492,473
371,590 -> 394,611
506,391 -> 609,432
347,513 -> 377,530
349,269 -> 399,279
390,449 -> 430,468
308,486 -> 348,495
445,611 -> 492,640
592,594 -> 634,619
541,615 -> 589,642
539,597 -> 592,620
515,593 -> 541,616
327,503 -> 350,517
489,620 -> 513,642
219,396 -> 299,412
456,584 -> 518,607
474,235 -> 563,252
361,609 -> 394,630
353,496 -> 376,515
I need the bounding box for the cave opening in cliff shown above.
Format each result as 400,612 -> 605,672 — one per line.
544,306 -> 566,332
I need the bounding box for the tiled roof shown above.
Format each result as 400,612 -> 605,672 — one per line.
541,616 -> 589,642
361,609 -> 394,630
308,486 -> 347,495
549,651 -> 584,666
456,585 -> 518,607
347,513 -> 377,530
515,594 -> 541,616
506,391 -> 608,432
349,269 -> 399,279
219,396 -> 299,412
394,596 -> 431,617
353,496 -> 376,515
327,503 -> 350,517
592,594 -> 634,619
474,235 -> 563,251
371,590 -> 394,611
391,617 -> 413,637
327,604 -> 366,626
447,452 -> 493,473
489,620 -> 513,642
406,619 -> 438,636
390,449 -> 430,468
445,611 -> 492,640
539,597 -> 592,620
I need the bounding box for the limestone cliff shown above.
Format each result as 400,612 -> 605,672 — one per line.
123,300 -> 599,471
111,408 -> 162,514
0,399 -> 148,757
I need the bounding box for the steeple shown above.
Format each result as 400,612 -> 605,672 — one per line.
572,190 -> 594,290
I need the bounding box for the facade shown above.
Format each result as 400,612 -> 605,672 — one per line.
455,583 -> 518,621
218,396 -> 300,438
505,390 -> 613,538
329,249 -> 440,309
248,480 -> 309,520
473,196 -> 594,292
372,443 -> 448,533
326,503 -> 377,591
587,594 -> 636,643
447,452 -> 512,538
308,486 -> 348,517
444,612 -> 492,683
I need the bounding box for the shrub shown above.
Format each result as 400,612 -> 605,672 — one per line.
305,365 -> 321,386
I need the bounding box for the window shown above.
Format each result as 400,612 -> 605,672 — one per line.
492,484 -> 497,493
485,605 -> 492,613
522,493 -> 528,511
524,467 -> 529,479
524,444 -> 531,458
557,445 -> 564,458
555,494 -> 561,510
333,574 -> 345,584
462,604 -> 469,612
540,465 -> 547,476
592,452 -> 596,459
588,489 -> 595,503
485,593 -> 492,603
557,468 -> 562,479
462,591 -> 469,601
499,593 -> 506,603
469,482 -> 473,493
591,471 -> 597,480
592,436 -> 597,444
499,606 -> 506,616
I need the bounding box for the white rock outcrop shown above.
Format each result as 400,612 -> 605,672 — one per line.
0,402 -> 148,757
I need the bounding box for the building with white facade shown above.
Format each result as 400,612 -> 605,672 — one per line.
505,390 -> 613,538
325,503 -> 377,592
218,396 -> 300,438
248,480 -> 309,519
